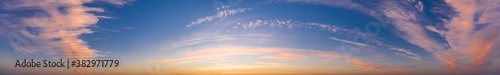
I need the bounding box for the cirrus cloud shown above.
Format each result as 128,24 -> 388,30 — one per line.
0,0 -> 133,59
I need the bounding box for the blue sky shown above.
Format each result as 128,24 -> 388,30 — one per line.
1,0 -> 500,75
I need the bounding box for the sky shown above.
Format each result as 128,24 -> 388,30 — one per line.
0,0 -> 500,75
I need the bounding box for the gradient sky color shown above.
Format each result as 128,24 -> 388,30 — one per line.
1,0 -> 500,75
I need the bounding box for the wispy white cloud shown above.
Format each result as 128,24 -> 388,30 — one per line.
330,37 -> 370,47
283,0 -> 372,13
330,36 -> 424,62
187,8 -> 250,28
390,47 -> 422,61
94,0 -> 135,6
395,52 -> 423,62
234,19 -> 349,32
96,16 -> 115,19
425,26 -> 442,36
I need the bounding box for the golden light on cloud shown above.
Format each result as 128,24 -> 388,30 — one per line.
348,59 -> 406,73
105,46 -> 349,75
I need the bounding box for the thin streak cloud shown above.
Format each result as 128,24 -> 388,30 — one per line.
330,37 -> 370,47
262,53 -> 308,60
187,7 -> 250,28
